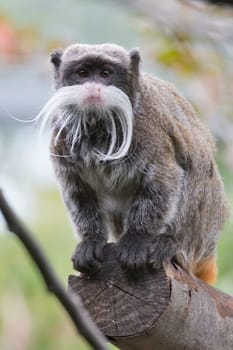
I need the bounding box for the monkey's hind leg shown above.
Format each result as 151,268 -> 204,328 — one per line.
195,256 -> 217,285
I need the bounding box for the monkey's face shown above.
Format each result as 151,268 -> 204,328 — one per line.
39,44 -> 141,161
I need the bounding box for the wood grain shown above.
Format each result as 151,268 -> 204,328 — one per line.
68,243 -> 233,350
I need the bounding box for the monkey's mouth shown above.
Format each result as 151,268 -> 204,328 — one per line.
83,95 -> 102,105
38,84 -> 134,161
81,83 -> 104,107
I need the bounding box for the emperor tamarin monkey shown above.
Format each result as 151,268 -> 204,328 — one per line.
39,43 -> 228,284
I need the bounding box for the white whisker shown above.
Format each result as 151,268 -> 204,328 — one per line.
71,117 -> 82,152
54,113 -> 73,145
49,151 -> 72,158
38,88 -> 77,135
1,105 -> 39,123
94,87 -> 134,161
37,83 -> 134,162
107,113 -> 117,156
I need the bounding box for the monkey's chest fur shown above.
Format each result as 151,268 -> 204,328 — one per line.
79,157 -> 140,238
71,129 -> 141,238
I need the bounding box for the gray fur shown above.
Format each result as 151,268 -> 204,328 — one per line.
45,43 -> 228,275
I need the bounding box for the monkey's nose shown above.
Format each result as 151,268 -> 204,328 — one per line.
82,83 -> 103,106
85,94 -> 102,103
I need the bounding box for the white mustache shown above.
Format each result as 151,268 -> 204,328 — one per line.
38,84 -> 134,161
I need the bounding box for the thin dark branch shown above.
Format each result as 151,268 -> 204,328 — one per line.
0,189 -> 109,350
199,0 -> 233,5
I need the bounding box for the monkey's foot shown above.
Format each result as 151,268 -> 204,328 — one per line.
71,239 -> 106,274
117,232 -> 150,275
148,234 -> 178,271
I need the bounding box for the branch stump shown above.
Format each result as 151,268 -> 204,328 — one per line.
68,243 -> 233,350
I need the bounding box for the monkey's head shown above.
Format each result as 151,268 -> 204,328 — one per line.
39,43 -> 141,161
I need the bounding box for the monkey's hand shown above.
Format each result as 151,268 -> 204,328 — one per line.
117,232 -> 178,274
148,234 -> 178,271
117,230 -> 151,274
71,238 -> 106,274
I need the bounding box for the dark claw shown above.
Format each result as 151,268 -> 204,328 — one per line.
72,239 -> 105,274
148,234 -> 178,271
117,232 -> 178,275
117,232 -> 149,275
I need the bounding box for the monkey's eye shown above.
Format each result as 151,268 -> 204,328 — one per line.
76,68 -> 89,78
100,68 -> 113,78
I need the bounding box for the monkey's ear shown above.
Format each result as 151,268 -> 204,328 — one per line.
50,49 -> 63,89
50,49 -> 63,68
129,48 -> 141,93
129,48 -> 141,65
129,48 -> 141,76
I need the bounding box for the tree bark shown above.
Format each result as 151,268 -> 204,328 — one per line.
68,243 -> 233,350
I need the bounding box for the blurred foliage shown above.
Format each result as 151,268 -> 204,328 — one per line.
154,34 -> 201,75
0,189 -> 89,350
0,0 -> 233,349
0,189 -> 118,350
216,160 -> 233,293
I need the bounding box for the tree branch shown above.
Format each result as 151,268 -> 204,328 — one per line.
0,189 -> 109,350
69,244 -> 233,350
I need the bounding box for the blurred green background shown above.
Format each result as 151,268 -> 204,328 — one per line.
0,1 -> 233,349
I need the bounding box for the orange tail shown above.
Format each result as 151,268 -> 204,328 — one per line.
195,256 -> 217,285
